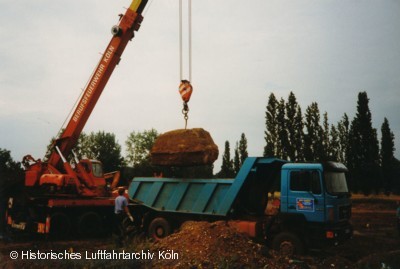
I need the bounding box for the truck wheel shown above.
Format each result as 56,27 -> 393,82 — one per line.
272,232 -> 305,256
50,212 -> 71,238
148,217 -> 171,241
78,212 -> 103,237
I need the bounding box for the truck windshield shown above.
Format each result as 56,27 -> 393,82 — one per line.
92,162 -> 103,178
324,172 -> 349,195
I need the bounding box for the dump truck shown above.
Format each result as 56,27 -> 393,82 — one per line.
127,157 -> 353,255
6,0 -> 149,237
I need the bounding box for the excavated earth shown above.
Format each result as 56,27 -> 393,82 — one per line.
150,128 -> 219,166
1,199 -> 400,268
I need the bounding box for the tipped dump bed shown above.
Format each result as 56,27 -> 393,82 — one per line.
128,158 -> 287,216
150,128 -> 219,166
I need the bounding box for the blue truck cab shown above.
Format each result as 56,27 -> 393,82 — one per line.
127,157 -> 352,255
279,162 -> 352,250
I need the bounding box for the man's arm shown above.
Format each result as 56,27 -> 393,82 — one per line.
123,198 -> 134,222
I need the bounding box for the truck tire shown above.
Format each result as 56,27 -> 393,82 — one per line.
78,211 -> 103,237
272,232 -> 305,256
148,217 -> 171,241
50,212 -> 71,238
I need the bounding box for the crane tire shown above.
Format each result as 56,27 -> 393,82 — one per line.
148,217 -> 171,241
272,232 -> 305,256
50,212 -> 71,238
78,211 -> 103,237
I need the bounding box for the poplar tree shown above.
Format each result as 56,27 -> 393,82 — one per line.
348,92 -> 380,194
286,92 -> 302,161
337,113 -> 350,165
321,112 -> 330,161
264,93 -> 278,157
217,141 -> 235,178
233,133 -> 249,174
304,102 -> 324,162
277,98 -> 289,159
238,133 -> 248,164
329,125 -> 340,161
233,142 -> 241,174
380,117 -> 396,192
293,106 -> 304,161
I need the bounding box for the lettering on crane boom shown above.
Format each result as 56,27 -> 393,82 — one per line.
72,45 -> 115,123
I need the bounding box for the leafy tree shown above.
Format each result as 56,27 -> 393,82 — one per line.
0,148 -> 23,236
0,148 -> 23,235
0,149 -> 21,174
217,141 -> 235,178
79,131 -> 124,172
380,118 -> 396,192
125,129 -> 159,168
0,148 -> 23,195
348,92 -> 380,194
264,93 -> 279,157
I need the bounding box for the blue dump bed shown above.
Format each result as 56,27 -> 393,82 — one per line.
128,157 -> 286,216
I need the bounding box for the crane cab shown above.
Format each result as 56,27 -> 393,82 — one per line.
76,159 -> 108,196
79,159 -> 104,180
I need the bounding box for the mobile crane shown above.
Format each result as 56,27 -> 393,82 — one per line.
6,0 -> 148,237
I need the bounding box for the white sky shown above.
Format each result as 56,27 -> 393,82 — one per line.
1,0 -> 399,171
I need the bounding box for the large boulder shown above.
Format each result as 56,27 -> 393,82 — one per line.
151,128 -> 219,166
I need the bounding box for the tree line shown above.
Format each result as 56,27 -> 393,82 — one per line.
1,91 -> 398,194
218,91 -> 399,194
260,91 -> 399,195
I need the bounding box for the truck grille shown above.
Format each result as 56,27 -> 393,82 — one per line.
339,205 -> 351,220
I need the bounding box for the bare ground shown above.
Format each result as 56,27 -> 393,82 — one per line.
0,199 -> 399,269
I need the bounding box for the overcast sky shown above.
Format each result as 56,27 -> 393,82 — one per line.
1,0 -> 399,171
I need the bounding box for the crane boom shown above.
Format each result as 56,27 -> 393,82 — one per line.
48,0 -> 148,169
22,0 -> 148,197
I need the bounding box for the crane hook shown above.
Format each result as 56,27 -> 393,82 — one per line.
179,80 -> 192,129
182,102 -> 189,129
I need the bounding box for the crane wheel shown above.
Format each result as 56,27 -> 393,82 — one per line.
50,212 -> 71,238
272,232 -> 305,256
148,217 -> 171,241
78,211 -> 103,237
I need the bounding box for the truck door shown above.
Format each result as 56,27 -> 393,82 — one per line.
287,170 -> 325,222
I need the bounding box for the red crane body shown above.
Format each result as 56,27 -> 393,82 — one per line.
23,0 -> 148,197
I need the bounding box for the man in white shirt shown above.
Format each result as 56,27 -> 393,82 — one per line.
114,187 -> 133,247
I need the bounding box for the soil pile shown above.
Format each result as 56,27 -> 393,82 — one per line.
151,128 -> 219,166
150,221 -> 304,269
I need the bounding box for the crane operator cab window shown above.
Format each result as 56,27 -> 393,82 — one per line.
80,160 -> 104,178
91,162 -> 103,178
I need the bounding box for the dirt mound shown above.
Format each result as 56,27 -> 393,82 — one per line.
150,221 -> 300,269
151,128 -> 219,166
